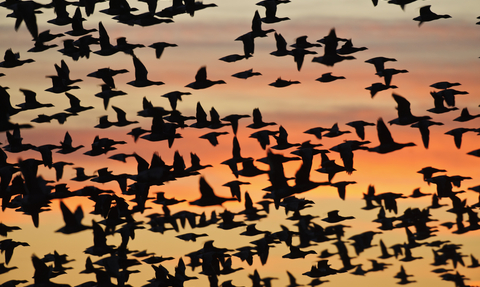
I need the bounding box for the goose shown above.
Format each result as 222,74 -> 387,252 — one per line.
377,68 -> 408,86
200,131 -> 229,146
56,201 -> 90,234
430,81 -> 461,90
368,118 -> 415,154
112,105 -> 139,127
232,68 -> 262,79
453,108 -> 480,122
65,7 -> 97,36
336,39 -> 367,55
127,53 -> 164,87
259,0 -> 289,23
64,92 -> 93,113
413,5 -> 451,26
269,77 -> 300,87
235,33 -> 254,59
427,91 -> 458,114
437,88 -> 469,107
365,56 -> 397,74
93,22 -> 118,56
312,29 -> 355,67
445,128 -> 475,149
388,93 -> 432,125
47,0 -> 72,26
190,177 -> 237,206
410,119 -> 443,148
219,54 -> 246,62
270,32 -> 291,56
94,84 -> 127,110
161,91 -> 191,110
346,120 -> 375,140
315,72 -> 345,83
247,107 -> 276,129
365,82 -> 397,98
0,49 -> 34,68
221,113 -> 251,134
87,67 -> 129,89
115,36 -> 144,54
17,89 -> 54,110
186,66 -> 225,89
149,42 -> 178,59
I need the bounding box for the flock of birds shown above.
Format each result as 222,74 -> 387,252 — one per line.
1,0 -> 480,286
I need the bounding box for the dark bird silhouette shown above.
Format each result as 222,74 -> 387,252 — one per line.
16,89 -> 54,110
95,84 -> 127,110
0,49 -> 34,68
269,77 -> 300,88
11,0 -> 39,40
111,105 -> 139,127
366,82 -> 397,98
346,120 -> 375,140
410,119 -> 443,149
413,5 -> 451,26
430,81 -> 461,90
56,200 -> 90,234
87,67 -> 129,89
368,118 -> 416,153
232,69 -> 262,79
365,56 -> 397,74
247,108 -> 276,129
161,91 -> 191,111
453,108 -> 480,122
64,92 -> 93,113
0,239 -> 29,264
394,265 -> 415,284
66,7 -> 97,36
128,53 -> 164,87
337,39 -> 367,55
149,42 -> 178,59
312,28 -> 355,67
316,72 -> 345,83
186,66 -> 225,89
445,128 -> 475,149
259,0 -> 289,23
322,210 -> 355,223
270,32 -> 291,56
200,131 -> 229,146
190,177 -> 237,206
94,21 -> 118,56
389,93 -> 432,125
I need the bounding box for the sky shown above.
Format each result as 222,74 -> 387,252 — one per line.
1,0 -> 480,286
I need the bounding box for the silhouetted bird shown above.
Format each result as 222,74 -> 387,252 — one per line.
269,77 -> 300,88
413,5 -> 451,26
149,42 -> 178,59
128,53 -> 164,87
186,66 -> 225,89
247,108 -> 276,129
190,177 -> 237,206
0,49 -> 34,68
316,72 -> 345,83
368,118 -> 416,153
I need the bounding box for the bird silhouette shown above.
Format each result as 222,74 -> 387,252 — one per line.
368,118 -> 416,153
269,77 -> 300,88
127,53 -> 164,87
149,42 -> 178,59
413,5 -> 451,26
186,66 -> 225,89
190,177 -> 237,206
316,72 -> 345,83
389,93 -> 432,125
0,49 -> 34,68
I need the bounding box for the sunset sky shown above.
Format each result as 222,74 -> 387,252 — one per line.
1,0 -> 480,286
